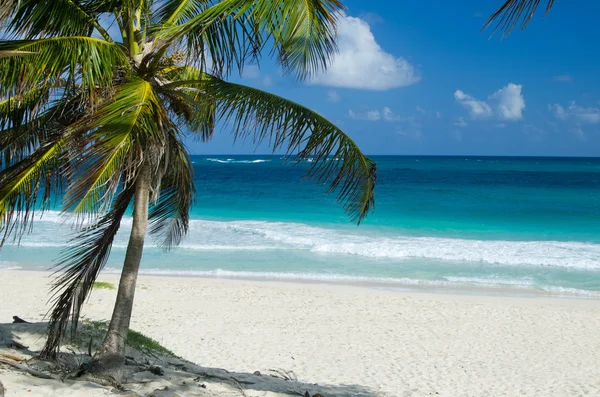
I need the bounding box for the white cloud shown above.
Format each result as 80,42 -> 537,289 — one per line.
327,90 -> 341,102
489,83 -> 525,121
454,83 -> 525,121
349,106 -> 406,122
383,107 -> 402,121
309,14 -> 420,90
435,111 -> 442,119
550,102 -> 599,139
551,102 -> 600,124
348,109 -> 381,121
454,90 -> 492,119
416,106 -> 426,114
552,75 -> 572,83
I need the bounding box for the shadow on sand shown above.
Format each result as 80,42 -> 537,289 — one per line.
0,322 -> 383,397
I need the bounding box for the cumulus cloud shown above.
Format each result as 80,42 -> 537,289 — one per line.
327,90 -> 341,102
454,83 -> 525,121
454,90 -> 492,119
551,103 -> 600,124
309,14 -> 420,90
489,84 -> 525,121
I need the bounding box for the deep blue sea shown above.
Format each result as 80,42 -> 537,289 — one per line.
2,155 -> 600,297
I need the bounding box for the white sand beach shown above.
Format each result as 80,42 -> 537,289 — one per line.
1,269 -> 600,396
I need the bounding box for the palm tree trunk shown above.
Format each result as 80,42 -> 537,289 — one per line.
92,164 -> 151,377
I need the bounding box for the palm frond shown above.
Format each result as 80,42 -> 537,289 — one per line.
484,0 -> 556,36
155,0 -> 344,79
63,77 -> 168,218
148,128 -> 194,249
158,66 -> 216,140
0,136 -> 66,246
0,0 -> 15,22
167,77 -> 376,223
155,0 -> 208,25
0,89 -> 89,167
1,0 -> 113,41
0,87 -> 50,130
0,37 -> 128,96
42,184 -> 136,358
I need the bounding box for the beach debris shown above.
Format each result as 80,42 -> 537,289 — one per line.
0,357 -> 55,380
304,393 -> 324,397
148,365 -> 164,376
12,316 -> 29,324
253,370 -> 261,376
267,368 -> 297,381
0,353 -> 25,362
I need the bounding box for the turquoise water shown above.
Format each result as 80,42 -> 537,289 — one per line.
2,155 -> 600,297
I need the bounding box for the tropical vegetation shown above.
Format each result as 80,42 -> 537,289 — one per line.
0,0 -> 376,376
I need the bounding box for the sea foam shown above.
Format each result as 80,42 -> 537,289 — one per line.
10,211 -> 600,270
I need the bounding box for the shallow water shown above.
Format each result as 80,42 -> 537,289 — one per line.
2,155 -> 600,297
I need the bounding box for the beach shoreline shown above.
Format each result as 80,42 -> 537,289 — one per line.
3,265 -> 600,302
2,269 -> 600,396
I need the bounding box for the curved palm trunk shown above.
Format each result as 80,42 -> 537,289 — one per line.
92,165 -> 151,377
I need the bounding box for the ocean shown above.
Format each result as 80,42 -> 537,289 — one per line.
2,155 -> 600,297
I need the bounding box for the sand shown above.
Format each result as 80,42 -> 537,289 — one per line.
1,269 -> 600,396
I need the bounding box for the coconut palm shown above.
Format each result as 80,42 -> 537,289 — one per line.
485,0 -> 556,36
0,0 -> 376,374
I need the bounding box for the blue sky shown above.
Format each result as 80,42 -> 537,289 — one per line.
189,0 -> 600,157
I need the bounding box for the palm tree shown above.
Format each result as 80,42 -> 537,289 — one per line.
485,0 -> 556,36
0,0 -> 376,376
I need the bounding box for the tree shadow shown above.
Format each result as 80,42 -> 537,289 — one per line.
1,322 -> 384,397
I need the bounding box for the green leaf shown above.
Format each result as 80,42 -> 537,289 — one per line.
155,0 -> 208,25
168,76 -> 376,223
0,37 -> 128,96
43,184 -> 136,358
64,77 -> 167,217
0,136 -> 66,245
1,0 -> 113,41
155,0 -> 344,79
